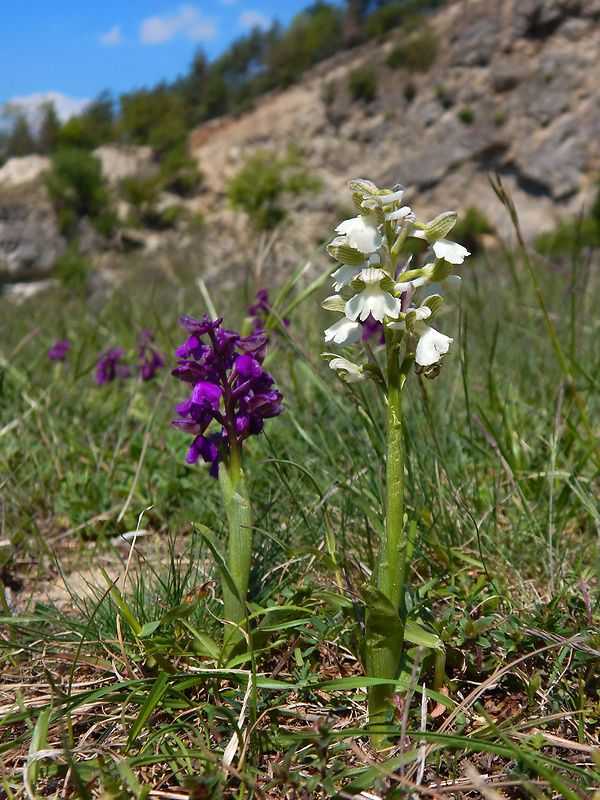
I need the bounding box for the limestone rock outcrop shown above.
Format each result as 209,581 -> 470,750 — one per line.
0,188 -> 65,281
189,0 -> 600,241
0,155 -> 51,188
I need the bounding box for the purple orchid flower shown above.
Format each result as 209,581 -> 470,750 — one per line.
48,340 -> 70,361
96,348 -> 130,385
137,329 -> 165,381
247,289 -> 290,333
172,314 -> 283,476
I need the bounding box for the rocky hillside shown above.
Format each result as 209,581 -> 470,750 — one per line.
190,0 -> 600,240
1,0 -> 599,293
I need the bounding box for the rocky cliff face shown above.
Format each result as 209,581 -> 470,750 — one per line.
1,0 -> 598,294
190,0 -> 600,241
0,183 -> 65,282
0,147 -> 156,284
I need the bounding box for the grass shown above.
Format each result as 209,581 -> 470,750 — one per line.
1,187 -> 600,798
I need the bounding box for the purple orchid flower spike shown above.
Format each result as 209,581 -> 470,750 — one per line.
137,330 -> 165,381
247,288 -> 290,333
172,316 -> 283,477
48,339 -> 71,361
171,314 -> 284,633
96,348 -> 130,385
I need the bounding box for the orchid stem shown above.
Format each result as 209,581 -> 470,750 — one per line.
219,450 -> 253,638
366,333 -> 409,744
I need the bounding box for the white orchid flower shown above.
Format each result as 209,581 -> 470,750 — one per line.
380,187 -> 405,204
385,205 -> 412,223
430,239 -> 470,265
328,356 -> 365,383
414,322 -> 453,366
345,268 -> 401,323
324,317 -> 364,347
331,252 -> 382,291
387,305 -> 432,330
394,275 -> 429,294
335,215 -> 383,254
331,264 -> 364,291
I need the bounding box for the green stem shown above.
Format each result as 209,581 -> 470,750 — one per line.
219,447 -> 253,633
378,340 -> 406,610
366,335 -> 409,743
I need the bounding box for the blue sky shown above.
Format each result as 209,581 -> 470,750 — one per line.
1,1 -> 341,115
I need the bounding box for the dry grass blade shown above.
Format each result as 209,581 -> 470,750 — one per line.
406,634 -> 590,781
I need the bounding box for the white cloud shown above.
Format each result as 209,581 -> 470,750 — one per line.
239,10 -> 270,30
2,92 -> 90,130
140,5 -> 217,44
100,25 -> 123,45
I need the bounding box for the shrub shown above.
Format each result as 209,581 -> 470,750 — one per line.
120,176 -> 169,229
52,242 -> 91,286
266,3 -> 344,87
404,81 -> 417,102
494,111 -> 507,126
348,67 -> 378,103
91,208 -> 119,238
436,83 -> 454,108
226,147 -> 322,232
120,176 -> 161,210
158,204 -> 184,229
6,114 -> 36,158
189,212 -> 205,230
364,3 -> 417,38
458,106 -> 474,124
44,148 -> 110,236
120,153 -> 202,228
159,147 -> 203,196
386,26 -> 438,72
55,92 -> 116,151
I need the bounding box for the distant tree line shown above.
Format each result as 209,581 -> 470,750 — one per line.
0,0 -> 445,167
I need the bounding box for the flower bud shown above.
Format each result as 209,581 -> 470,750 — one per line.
327,239 -> 367,266
323,354 -> 366,383
321,295 -> 347,313
423,211 -> 458,242
423,293 -> 443,316
427,258 -> 453,283
348,178 -> 379,196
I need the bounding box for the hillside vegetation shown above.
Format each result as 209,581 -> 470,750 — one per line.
0,0 -> 443,168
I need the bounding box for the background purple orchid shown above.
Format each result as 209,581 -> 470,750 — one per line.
48,339 -> 71,361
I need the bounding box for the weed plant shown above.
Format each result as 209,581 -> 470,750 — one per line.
386,26 -> 438,73
348,68 -> 378,103
1,184 -> 600,797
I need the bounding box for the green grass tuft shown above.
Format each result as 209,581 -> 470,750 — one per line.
1,187 -> 600,796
